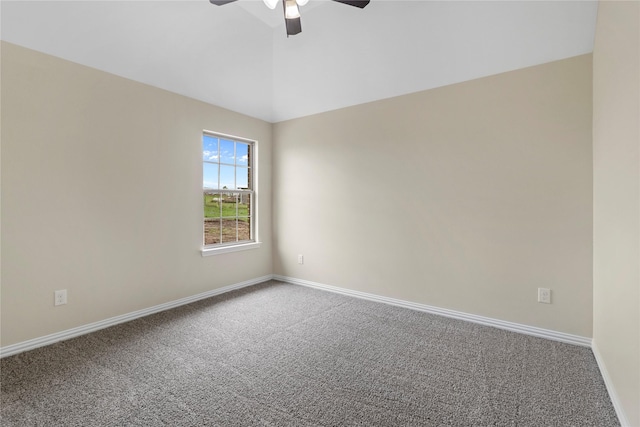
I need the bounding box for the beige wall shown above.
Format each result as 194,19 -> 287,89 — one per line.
0,42 -> 273,347
593,1 -> 640,425
273,55 -> 594,337
0,43 -> 596,348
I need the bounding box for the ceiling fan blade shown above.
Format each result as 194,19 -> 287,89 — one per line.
209,0 -> 238,5
285,17 -> 302,36
283,0 -> 302,36
331,0 -> 370,8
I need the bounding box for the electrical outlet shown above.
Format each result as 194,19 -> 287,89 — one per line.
537,288 -> 551,304
297,254 -> 304,265
54,289 -> 67,306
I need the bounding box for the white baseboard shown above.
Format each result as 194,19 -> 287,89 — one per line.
2,273 -> 593,355
0,274 -> 274,358
273,275 -> 592,348
4,273 -> 624,423
592,341 -> 631,426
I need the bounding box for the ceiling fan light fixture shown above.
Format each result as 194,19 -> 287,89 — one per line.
210,0 -> 369,37
284,0 -> 300,19
262,0 -> 278,10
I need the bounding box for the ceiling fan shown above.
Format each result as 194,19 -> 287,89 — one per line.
209,0 -> 370,37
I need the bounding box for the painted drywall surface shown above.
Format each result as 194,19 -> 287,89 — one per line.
593,1 -> 640,425
273,55 -> 593,337
0,42 -> 273,347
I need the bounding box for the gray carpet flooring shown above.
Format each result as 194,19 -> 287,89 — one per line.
1,280 -> 619,426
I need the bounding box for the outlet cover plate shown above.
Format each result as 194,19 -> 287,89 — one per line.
54,289 -> 67,306
538,288 -> 551,304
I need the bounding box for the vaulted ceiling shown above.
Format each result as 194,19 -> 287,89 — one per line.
1,1 -> 598,122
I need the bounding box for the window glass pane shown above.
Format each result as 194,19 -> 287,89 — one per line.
221,219 -> 238,244
238,217 -> 251,242
202,135 -> 218,162
236,167 -> 249,189
204,218 -> 221,245
236,143 -> 249,166
204,193 -> 221,219
220,165 -> 235,190
238,193 -> 250,217
220,193 -> 238,218
238,193 -> 251,242
203,163 -> 219,190
220,139 -> 235,165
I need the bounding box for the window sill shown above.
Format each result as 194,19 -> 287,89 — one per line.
201,241 -> 261,257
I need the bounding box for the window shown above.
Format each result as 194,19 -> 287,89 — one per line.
202,131 -> 258,254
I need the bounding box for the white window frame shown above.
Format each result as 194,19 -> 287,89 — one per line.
201,130 -> 260,256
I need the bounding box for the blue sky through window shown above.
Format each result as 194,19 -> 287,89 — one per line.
203,135 -> 250,190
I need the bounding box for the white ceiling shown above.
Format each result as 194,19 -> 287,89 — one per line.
1,0 -> 598,123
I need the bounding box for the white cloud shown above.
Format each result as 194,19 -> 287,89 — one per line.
202,150 -> 219,161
